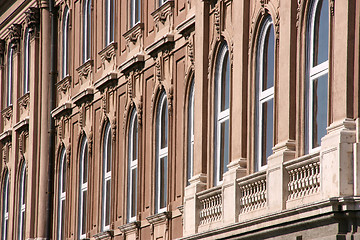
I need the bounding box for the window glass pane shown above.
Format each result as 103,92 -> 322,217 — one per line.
105,180 -> 111,226
312,74 -> 328,148
131,168 -> 137,218
133,116 -> 138,161
221,52 -> 230,111
261,99 -> 273,166
160,100 -> 168,149
313,0 -> 329,66
22,173 -> 27,205
81,191 -> 87,235
263,25 -> 275,91
20,211 -> 25,240
106,128 -> 112,172
160,156 -> 167,209
83,143 -> 88,184
62,158 -> 66,192
3,219 -> 7,240
219,120 -> 229,182
61,199 -> 65,239
135,0 -> 140,24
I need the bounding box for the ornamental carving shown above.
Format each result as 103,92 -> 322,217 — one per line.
0,39 -> 5,64
167,85 -> 174,116
137,96 -> 143,127
111,118 -> 116,142
155,58 -> 162,81
57,76 -> 71,94
88,129 -> 93,155
18,93 -> 30,116
66,144 -> 71,167
2,142 -> 11,164
187,34 -> 194,68
99,42 -> 117,65
25,7 -> 40,34
8,24 -> 21,51
151,0 -> 174,33
2,106 -> 13,121
76,60 -> 93,84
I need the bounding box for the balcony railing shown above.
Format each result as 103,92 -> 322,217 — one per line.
285,153 -> 320,201
238,171 -> 267,214
197,186 -> 222,226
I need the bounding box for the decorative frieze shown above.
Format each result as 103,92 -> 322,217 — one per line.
151,0 -> 174,33
145,34 -> 174,58
18,92 -> 30,117
25,7 -> 40,34
123,23 -> 144,53
2,105 -> 13,121
8,24 -> 22,50
76,60 -> 93,84
98,42 -> 117,71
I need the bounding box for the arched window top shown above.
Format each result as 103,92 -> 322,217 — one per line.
79,135 -> 88,239
102,122 -> 112,231
62,6 -> 70,79
158,92 -> 168,150
215,42 -> 230,114
309,0 -> 329,68
129,109 -> 138,163
187,79 -> 194,186
1,170 -> 10,240
57,147 -> 66,240
128,109 -> 138,222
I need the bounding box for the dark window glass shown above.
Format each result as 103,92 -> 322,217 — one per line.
313,0 -> 329,66
312,74 -> 328,147
261,100 -> 273,167
219,120 -> 229,182
105,180 -> 111,226
81,191 -> 87,235
131,168 -> 137,218
83,143 -> 88,184
106,129 -> 112,172
160,156 -> 167,209
221,52 -> 230,111
263,25 -> 275,90
62,157 -> 66,191
133,117 -> 138,161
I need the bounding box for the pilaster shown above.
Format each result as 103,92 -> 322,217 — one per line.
183,173 -> 206,236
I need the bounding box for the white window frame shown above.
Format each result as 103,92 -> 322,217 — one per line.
83,0 -> 91,62
102,123 -> 111,231
57,148 -> 66,240
7,45 -> 13,107
255,17 -> 275,172
307,0 -> 329,153
18,163 -> 26,240
23,28 -> 30,94
62,7 -> 70,79
1,172 -> 9,240
128,110 -> 138,222
105,0 -> 114,46
187,80 -> 194,185
214,43 -> 230,186
156,93 -> 168,213
79,137 -> 88,239
159,0 -> 167,7
130,0 -> 141,28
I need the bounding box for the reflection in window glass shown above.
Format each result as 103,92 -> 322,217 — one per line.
156,93 -> 168,213
255,16 -> 275,171
214,43 -> 230,186
306,0 -> 329,153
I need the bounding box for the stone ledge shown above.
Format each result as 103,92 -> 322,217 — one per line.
94,72 -> 118,90
71,87 -> 94,106
93,230 -> 114,239
123,23 -> 144,44
146,211 -> 171,225
118,221 -> 140,234
0,129 -> 12,142
145,33 -> 174,57
119,53 -> 145,74
51,102 -> 72,119
176,14 -> 195,37
14,117 -> 29,131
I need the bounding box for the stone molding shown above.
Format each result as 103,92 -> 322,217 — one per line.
119,54 -> 145,75
94,72 -> 118,91
51,102 -> 72,119
76,59 -> 93,84
71,87 -> 94,106
145,34 -> 174,58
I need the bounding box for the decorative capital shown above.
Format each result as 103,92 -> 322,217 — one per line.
8,24 -> 22,48
25,7 -> 40,33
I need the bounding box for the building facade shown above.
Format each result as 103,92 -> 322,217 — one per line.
1,0 -> 360,239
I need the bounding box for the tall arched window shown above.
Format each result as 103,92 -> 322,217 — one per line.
83,0 -> 91,62
79,136 -> 88,239
102,123 -> 111,231
130,0 -> 140,28
105,0 -> 114,46
23,28 -> 30,94
156,92 -> 168,213
214,43 -> 230,186
18,163 -> 27,240
57,148 -> 66,240
255,16 -> 275,171
187,80 -> 194,186
306,0 -> 329,153
7,44 -> 13,106
128,109 -> 138,222
62,6 -> 70,79
1,171 -> 9,240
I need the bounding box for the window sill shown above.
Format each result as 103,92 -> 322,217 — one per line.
1,105 -> 13,120
151,0 -> 174,22
119,53 -> 145,74
146,211 -> 171,225
56,75 -> 72,94
76,59 -> 93,84
18,92 -> 30,111
71,87 -> 94,106
118,221 -> 140,234
93,229 -> 114,240
98,42 -> 117,63
124,23 -> 144,44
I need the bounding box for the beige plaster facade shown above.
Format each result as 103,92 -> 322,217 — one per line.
0,0 -> 360,239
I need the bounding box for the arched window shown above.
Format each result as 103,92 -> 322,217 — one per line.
18,163 -> 27,240
187,80 -> 194,186
62,6 -> 70,79
214,43 -> 230,186
156,92 -> 168,213
306,0 -> 329,153
255,16 -> 275,171
1,171 -> 9,240
105,0 -> 114,46
57,148 -> 66,240
23,28 -> 30,94
128,109 -> 138,222
7,44 -> 13,106
102,123 -> 111,231
130,0 -> 140,28
79,136 -> 88,239
83,0 -> 91,62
